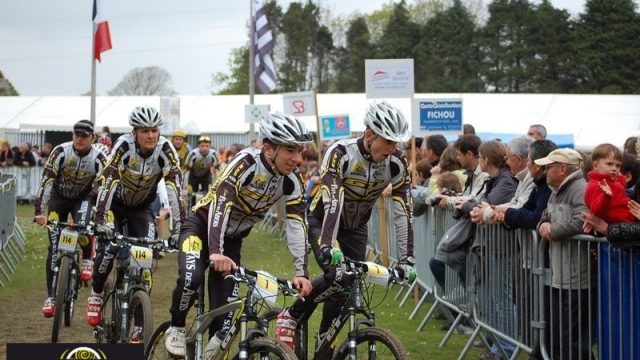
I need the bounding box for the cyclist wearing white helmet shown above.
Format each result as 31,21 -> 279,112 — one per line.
275,101 -> 416,350
87,106 -> 186,327
164,112 -> 313,357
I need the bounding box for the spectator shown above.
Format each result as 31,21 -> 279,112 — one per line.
463,123 -> 475,135
623,136 -> 637,157
527,124 -> 547,140
0,141 -> 13,167
584,143 -> 634,226
14,143 -> 36,167
620,153 -> 640,196
427,144 -> 466,198
411,158 -> 433,216
535,148 -> 592,360
301,142 -> 318,163
38,143 -> 53,166
31,144 -> 41,165
424,134 -> 448,167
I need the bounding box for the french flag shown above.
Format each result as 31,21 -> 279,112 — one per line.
92,0 -> 112,62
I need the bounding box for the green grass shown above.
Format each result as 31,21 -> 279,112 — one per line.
1,204 -> 486,359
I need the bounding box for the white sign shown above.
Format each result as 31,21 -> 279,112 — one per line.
244,104 -> 270,124
159,97 -> 180,136
365,59 -> 414,99
282,91 -> 316,117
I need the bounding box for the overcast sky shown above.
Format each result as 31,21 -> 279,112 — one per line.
0,0 -> 627,96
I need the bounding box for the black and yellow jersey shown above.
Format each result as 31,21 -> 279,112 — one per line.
184,148 -> 218,178
35,142 -> 107,216
193,146 -> 308,277
95,134 -> 185,231
309,137 -> 414,262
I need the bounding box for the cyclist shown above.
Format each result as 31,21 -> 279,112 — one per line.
34,119 -> 108,317
87,105 -> 186,327
171,129 -> 191,166
183,134 -> 219,205
275,101 -> 417,350
164,112 -> 314,357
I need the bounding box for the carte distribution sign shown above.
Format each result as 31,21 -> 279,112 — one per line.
413,98 -> 463,136
365,59 -> 414,99
321,114 -> 351,140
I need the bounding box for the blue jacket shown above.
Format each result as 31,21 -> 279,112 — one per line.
504,175 -> 551,230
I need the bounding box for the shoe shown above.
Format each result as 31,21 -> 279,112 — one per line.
165,326 -> 186,357
86,292 -> 103,327
275,310 -> 297,350
80,259 -> 94,282
130,326 -> 144,343
42,297 -> 55,318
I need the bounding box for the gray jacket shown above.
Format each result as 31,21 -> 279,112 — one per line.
538,169 -> 590,289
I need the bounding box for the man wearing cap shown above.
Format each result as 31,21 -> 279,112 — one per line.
34,119 -> 108,318
171,129 -> 191,166
183,134 -> 219,209
535,148 -> 592,360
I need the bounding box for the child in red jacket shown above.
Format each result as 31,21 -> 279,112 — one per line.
584,143 -> 635,223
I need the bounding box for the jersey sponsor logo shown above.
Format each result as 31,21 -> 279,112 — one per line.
252,174 -> 268,191
48,211 -> 60,222
351,161 -> 366,177
211,193 -> 227,228
343,178 -> 385,189
181,235 -> 202,255
239,188 -> 273,203
329,183 -> 339,214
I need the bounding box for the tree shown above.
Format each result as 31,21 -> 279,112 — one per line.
108,66 -> 177,96
481,0 -> 537,92
311,25 -> 334,92
377,1 -> 420,60
211,46 -> 250,95
0,70 -> 19,96
573,0 -> 640,93
332,16 -> 374,92
279,2 -> 320,91
414,0 -> 483,92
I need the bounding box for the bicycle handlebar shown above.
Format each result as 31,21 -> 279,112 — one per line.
225,266 -> 298,297
344,257 -> 407,286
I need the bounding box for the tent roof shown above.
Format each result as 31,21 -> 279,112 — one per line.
0,94 -> 638,149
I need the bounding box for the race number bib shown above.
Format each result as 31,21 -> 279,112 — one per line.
58,229 -> 78,253
130,245 -> 153,269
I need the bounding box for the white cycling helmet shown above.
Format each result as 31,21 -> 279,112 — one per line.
129,106 -> 164,128
364,101 -> 411,142
259,112 -> 313,147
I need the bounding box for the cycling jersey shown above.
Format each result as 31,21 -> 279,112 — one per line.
95,134 -> 185,230
184,148 -> 218,178
175,144 -> 191,167
192,146 -> 308,277
35,141 -> 107,216
309,137 -> 414,262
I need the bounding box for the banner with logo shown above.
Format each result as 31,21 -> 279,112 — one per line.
282,91 -> 316,117
244,104 -> 270,123
365,59 -> 414,99
320,114 -> 351,140
7,343 -> 143,360
412,98 -> 463,137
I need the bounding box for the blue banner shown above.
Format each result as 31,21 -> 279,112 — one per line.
321,114 -> 351,140
418,99 -> 463,132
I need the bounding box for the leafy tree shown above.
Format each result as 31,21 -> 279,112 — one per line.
311,25 -> 334,92
0,70 -> 19,96
415,0 -> 483,92
573,0 -> 640,93
377,1 -> 420,60
332,16 -> 375,92
108,66 -> 177,96
211,46 -> 250,95
481,0 -> 537,92
279,2 -> 320,91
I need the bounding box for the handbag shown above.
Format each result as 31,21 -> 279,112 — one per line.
437,219 -> 476,253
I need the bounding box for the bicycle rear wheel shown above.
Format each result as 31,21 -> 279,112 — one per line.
230,337 -> 297,360
145,320 -> 174,360
127,289 -> 153,346
52,256 -> 71,343
333,327 -> 408,360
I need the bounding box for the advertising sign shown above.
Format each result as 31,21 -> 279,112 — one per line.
244,104 -> 270,123
365,59 -> 414,99
320,114 -> 351,140
282,91 -> 316,117
413,98 -> 463,136
159,97 -> 180,136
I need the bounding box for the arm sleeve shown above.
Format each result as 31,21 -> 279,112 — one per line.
317,145 -> 346,249
390,153 -> 414,261
95,140 -> 128,224
161,142 -> 185,232
504,185 -> 552,230
34,146 -> 63,216
584,180 -> 610,219
283,173 -> 309,278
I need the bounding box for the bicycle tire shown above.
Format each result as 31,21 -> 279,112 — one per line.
128,289 -> 153,346
144,320 -> 172,360
97,278 -> 116,343
333,327 -> 408,360
51,256 -> 71,343
64,258 -> 79,327
230,337 -> 297,360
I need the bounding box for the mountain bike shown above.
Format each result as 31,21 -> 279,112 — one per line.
45,220 -> 90,343
92,230 -> 167,347
145,265 -> 298,360
290,258 -> 409,360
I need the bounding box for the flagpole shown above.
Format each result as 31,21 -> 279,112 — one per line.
248,0 -> 256,141
90,22 -> 97,124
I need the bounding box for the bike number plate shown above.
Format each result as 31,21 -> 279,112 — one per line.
255,271 -> 279,305
58,228 -> 78,252
130,245 -> 153,269
364,261 -> 390,286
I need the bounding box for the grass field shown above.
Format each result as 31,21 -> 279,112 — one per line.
0,204 -> 485,359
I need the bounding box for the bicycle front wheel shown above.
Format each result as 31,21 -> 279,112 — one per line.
144,320 -> 173,360
127,290 -> 153,346
333,327 -> 408,360
52,257 -> 71,343
230,338 -> 297,360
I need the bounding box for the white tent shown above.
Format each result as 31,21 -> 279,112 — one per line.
0,94 -> 638,149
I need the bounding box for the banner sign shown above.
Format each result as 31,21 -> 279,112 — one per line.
365,59 -> 414,99
321,114 -> 351,140
282,91 -> 316,117
413,98 -> 463,136
244,104 -> 270,124
159,96 -> 180,136
7,343 -> 143,360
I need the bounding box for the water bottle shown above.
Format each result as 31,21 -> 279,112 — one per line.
204,330 -> 225,360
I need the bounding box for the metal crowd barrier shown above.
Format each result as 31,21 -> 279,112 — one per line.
258,198 -> 286,238
0,173 -> 26,287
367,199 -> 640,360
0,166 -> 43,201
